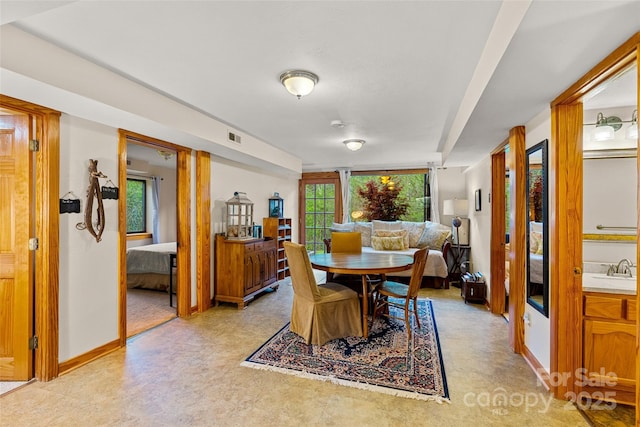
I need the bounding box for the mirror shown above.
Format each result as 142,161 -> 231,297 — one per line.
526,140 -> 549,317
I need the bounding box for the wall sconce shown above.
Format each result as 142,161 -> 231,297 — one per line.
343,139 -> 365,151
279,70 -> 319,99
157,150 -> 175,160
626,109 -> 638,140
586,111 -> 638,142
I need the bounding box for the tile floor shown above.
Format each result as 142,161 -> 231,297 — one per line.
0,283 -> 597,426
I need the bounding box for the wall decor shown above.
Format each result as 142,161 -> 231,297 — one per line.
59,191 -> 81,214
101,179 -> 119,200
475,189 -> 482,211
75,159 -> 106,242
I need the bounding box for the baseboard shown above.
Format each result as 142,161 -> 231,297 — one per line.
58,339 -> 121,376
522,345 -> 552,391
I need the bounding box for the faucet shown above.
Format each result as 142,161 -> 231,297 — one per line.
615,259 -> 633,277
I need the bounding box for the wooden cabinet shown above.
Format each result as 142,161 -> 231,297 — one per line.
461,275 -> 486,304
582,292 -> 636,405
214,235 -> 278,309
263,217 -> 292,280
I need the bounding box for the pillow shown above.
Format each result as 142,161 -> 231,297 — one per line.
372,220 -> 402,232
374,229 -> 409,249
354,222 -> 372,247
401,221 -> 426,247
371,235 -> 406,251
417,226 -> 451,250
530,231 -> 543,255
331,222 -> 355,232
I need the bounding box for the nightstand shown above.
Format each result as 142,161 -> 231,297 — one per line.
461,275 -> 486,304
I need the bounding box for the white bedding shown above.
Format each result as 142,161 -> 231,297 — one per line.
126,242 -> 177,275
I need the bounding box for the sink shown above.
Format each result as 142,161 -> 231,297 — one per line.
582,272 -> 636,295
591,274 -> 634,281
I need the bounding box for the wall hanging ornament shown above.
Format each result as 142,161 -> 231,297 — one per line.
59,191 -> 81,214
101,179 -> 119,200
76,159 -> 106,242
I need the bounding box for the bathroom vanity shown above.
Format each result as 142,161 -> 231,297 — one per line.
582,277 -> 636,405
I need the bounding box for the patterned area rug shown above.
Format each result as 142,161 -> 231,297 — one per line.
242,298 -> 449,402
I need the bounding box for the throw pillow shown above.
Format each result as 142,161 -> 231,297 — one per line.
530,231 -> 543,255
331,222 -> 355,232
401,221 -> 426,247
374,229 -> 409,249
417,226 -> 451,250
354,222 -> 372,247
371,235 -> 406,251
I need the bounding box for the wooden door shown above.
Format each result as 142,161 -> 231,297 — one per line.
0,114 -> 34,381
299,173 -> 341,254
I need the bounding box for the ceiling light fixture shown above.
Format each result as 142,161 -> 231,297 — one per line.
279,70 -> 319,99
626,109 -> 638,140
343,139 -> 365,151
157,150 -> 174,160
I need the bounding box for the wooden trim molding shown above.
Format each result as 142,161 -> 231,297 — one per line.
196,151 -> 211,313
522,345 -> 552,391
58,339 -> 120,375
176,150 -> 192,318
118,132 -> 128,347
490,150 -> 506,314
126,233 -> 153,241
508,126 -> 526,354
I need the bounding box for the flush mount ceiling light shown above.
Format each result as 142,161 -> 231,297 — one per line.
343,139 -> 365,151
157,150 -> 174,160
279,70 -> 319,99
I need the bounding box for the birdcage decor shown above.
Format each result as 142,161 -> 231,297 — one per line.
225,191 -> 254,239
268,192 -> 284,218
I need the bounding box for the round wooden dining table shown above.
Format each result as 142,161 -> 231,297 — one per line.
308,252 -> 414,338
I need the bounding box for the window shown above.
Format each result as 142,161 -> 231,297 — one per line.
126,178 -> 147,233
349,171 -> 430,222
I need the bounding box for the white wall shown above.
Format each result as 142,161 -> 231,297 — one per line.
59,115 -> 119,362
436,166 -> 467,227
523,109 -> 552,373
465,157 -> 492,289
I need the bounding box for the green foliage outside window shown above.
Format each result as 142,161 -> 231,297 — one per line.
349,173 -> 429,222
126,179 -> 146,233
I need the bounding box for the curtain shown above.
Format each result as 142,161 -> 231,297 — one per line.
151,177 -> 160,244
337,168 -> 351,223
429,167 -> 440,224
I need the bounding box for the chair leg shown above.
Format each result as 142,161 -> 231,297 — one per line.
412,297 -> 421,330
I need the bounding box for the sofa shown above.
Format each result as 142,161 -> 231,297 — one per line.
328,220 -> 452,289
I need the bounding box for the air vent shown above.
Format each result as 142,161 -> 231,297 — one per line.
228,130 -> 242,144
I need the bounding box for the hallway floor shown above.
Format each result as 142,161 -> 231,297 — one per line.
1,283 -> 593,426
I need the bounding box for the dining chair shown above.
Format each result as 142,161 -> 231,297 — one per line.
372,248 -> 429,339
283,242 -> 363,345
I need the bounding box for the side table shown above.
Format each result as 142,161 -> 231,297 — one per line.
448,244 -> 470,286
461,275 -> 486,304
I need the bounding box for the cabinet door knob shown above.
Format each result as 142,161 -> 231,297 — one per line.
573,267 -> 582,275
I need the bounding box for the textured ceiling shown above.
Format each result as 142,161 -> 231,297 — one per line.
1,1 -> 638,171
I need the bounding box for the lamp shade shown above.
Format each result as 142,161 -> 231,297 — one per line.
279,70 -> 318,99
443,199 -> 468,217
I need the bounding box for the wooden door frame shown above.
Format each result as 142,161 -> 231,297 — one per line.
549,33 -> 639,416
117,130 -> 194,347
0,95 -> 60,381
490,139 -> 508,315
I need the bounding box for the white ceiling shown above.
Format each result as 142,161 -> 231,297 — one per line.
1,1 -> 638,172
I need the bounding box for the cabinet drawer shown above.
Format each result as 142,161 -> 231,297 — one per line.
627,299 -> 637,321
584,295 -> 623,320
244,243 -> 256,254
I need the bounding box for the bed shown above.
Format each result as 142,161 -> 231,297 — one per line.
126,242 -> 176,291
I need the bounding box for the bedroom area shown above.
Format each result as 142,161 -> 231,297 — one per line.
125,142 -> 178,337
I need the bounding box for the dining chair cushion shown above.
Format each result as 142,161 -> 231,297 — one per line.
330,231 -> 362,253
